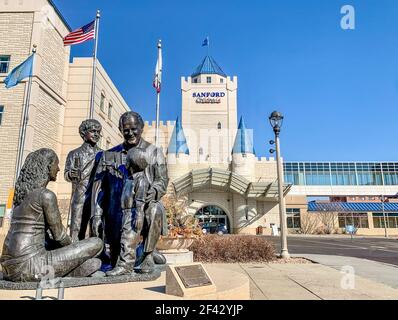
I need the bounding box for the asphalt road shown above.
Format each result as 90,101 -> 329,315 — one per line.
263,236 -> 398,266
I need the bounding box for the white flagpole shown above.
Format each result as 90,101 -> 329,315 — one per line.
155,39 -> 162,147
14,45 -> 37,184
89,10 -> 101,119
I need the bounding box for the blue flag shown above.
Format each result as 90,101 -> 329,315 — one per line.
4,54 -> 34,89
202,36 -> 209,47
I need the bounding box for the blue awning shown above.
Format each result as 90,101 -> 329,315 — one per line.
308,202 -> 398,212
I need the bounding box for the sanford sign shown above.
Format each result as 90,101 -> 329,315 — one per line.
193,92 -> 225,104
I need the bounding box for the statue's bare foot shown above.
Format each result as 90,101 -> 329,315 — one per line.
134,253 -> 154,274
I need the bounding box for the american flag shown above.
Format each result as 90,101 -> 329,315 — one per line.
64,20 -> 95,46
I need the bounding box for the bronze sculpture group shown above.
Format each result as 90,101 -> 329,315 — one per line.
0,111 -> 169,282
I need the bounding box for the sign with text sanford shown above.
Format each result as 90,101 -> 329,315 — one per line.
193,92 -> 225,104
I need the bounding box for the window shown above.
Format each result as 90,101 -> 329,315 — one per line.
0,56 -> 10,74
220,78 -> 224,84
217,122 -> 221,130
195,205 -> 230,234
0,204 -> 5,228
108,102 -> 113,120
338,213 -> 369,228
193,78 -> 198,83
373,213 -> 398,228
283,162 -> 398,186
199,147 -> 203,155
0,106 -> 4,126
286,208 -> 301,229
206,76 -> 211,84
100,92 -> 105,112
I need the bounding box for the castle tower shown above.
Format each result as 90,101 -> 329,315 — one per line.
167,116 -> 190,182
181,55 -> 237,164
232,116 -> 256,182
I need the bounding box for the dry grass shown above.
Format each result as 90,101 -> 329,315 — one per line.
191,234 -> 276,263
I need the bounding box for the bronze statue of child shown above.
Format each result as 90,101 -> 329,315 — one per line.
107,148 -> 150,276
122,148 -> 150,237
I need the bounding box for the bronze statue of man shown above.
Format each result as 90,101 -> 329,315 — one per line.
65,119 -> 102,242
0,148 -> 103,282
91,111 -> 168,275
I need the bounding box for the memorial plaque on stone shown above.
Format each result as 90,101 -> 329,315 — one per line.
175,264 -> 212,288
166,263 -> 216,297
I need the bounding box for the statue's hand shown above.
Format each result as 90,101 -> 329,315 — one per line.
91,216 -> 103,238
69,168 -> 81,180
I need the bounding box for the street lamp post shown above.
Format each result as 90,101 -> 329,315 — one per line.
380,195 -> 388,238
269,111 -> 290,259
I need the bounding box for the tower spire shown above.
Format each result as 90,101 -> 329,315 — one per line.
232,116 -> 255,155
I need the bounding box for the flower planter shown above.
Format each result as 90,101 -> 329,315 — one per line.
156,237 -> 195,253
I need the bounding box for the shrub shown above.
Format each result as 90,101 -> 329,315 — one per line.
191,234 -> 276,263
161,191 -> 203,239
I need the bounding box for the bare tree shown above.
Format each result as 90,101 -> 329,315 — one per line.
318,211 -> 338,234
300,212 -> 320,234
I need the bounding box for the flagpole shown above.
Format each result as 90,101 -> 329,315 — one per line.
155,39 -> 162,147
14,45 -> 36,184
89,10 -> 100,119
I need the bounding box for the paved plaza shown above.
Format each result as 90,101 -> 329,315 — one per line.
1,255 -> 398,300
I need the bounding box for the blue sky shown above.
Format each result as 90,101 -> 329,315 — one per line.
53,0 -> 398,161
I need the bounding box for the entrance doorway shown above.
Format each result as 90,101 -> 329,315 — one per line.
195,205 -> 230,234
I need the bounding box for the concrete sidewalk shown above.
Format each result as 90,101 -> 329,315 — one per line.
215,261 -> 398,300
1,257 -> 398,300
292,254 -> 398,289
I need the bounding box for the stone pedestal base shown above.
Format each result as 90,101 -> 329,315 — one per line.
159,249 -> 194,264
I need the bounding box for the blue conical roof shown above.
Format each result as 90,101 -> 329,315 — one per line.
191,55 -> 226,78
168,117 -> 189,155
232,116 -> 255,155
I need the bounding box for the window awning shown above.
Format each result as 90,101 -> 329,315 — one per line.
172,168 -> 291,200
308,202 -> 398,212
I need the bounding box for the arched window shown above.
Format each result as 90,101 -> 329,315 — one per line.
108,101 -> 113,120
100,92 -> 106,112
195,205 -> 230,234
217,122 -> 222,130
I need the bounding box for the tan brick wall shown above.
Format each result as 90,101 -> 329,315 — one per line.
0,12 -> 34,204
33,87 -> 63,151
0,5 -> 70,205
0,12 -> 34,67
40,23 -> 65,96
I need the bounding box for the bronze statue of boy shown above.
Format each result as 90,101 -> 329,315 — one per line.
65,119 -> 102,242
